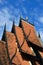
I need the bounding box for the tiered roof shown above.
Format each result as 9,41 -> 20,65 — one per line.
19,19 -> 43,48
6,32 -> 31,65
14,26 -> 35,56
0,18 -> 43,65
19,18 -> 43,64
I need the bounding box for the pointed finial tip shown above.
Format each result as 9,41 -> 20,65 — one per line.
26,16 -> 28,19
4,23 -> 6,29
38,32 -> 41,38
26,16 -> 28,22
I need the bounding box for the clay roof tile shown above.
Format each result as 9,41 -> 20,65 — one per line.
6,32 -> 30,65
19,19 -> 43,48
6,32 -> 17,59
14,26 -> 36,56
0,41 -> 10,65
39,51 -> 43,59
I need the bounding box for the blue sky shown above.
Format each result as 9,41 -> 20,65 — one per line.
0,0 -> 43,42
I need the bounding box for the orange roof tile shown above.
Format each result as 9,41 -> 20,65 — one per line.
20,19 -> 43,48
22,61 -> 31,65
6,32 -> 17,59
1,20 -> 42,65
0,41 -> 10,65
14,26 -> 36,56
6,31 -> 30,65
39,51 -> 43,59
12,50 -> 30,65
35,61 -> 40,65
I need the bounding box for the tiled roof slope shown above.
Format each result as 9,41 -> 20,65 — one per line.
14,25 -> 36,56
1,18 -> 43,65
35,62 -> 40,65
6,31 -> 30,65
6,32 -> 17,59
0,41 -> 40,65
39,51 -> 43,59
11,24 -> 40,65
19,18 -> 43,64
19,19 -> 43,49
0,41 -> 11,65
20,19 -> 43,57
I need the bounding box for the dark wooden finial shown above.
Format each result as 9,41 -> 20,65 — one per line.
38,32 -> 40,38
11,21 -> 15,33
2,24 -> 6,41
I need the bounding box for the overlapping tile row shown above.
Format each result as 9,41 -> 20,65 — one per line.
14,26 -> 35,56
2,31 -> 32,65
19,18 -> 43,64
19,19 -> 43,48
6,32 -> 30,65
11,25 -> 39,65
0,18 -> 43,65
0,41 -> 11,65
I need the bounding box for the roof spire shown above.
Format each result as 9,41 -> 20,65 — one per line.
26,16 -> 28,22
19,16 -> 22,27
11,20 -> 15,33
2,24 -> 6,41
20,16 -> 22,21
38,32 -> 41,38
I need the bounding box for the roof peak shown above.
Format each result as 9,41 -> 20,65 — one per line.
11,20 -> 15,33
20,17 -> 34,26
1,24 -> 6,41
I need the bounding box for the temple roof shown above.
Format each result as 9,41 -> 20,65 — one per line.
6,32 -> 31,65
6,32 -> 17,59
1,18 -> 43,65
0,41 -> 10,65
19,19 -> 43,48
14,25 -> 36,56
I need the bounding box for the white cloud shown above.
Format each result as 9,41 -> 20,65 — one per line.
0,7 -> 16,32
0,5 -> 23,39
18,0 -> 26,2
0,5 -> 23,31
22,0 -> 25,1
40,31 -> 43,42
17,0 -> 27,15
0,0 -> 4,3
0,0 -> 2,3
0,0 -> 7,4
0,7 -> 13,26
39,17 -> 43,23
36,30 -> 43,43
22,7 -> 27,14
6,21 -> 13,32
39,29 -> 43,42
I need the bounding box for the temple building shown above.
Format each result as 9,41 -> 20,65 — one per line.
0,18 -> 43,65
